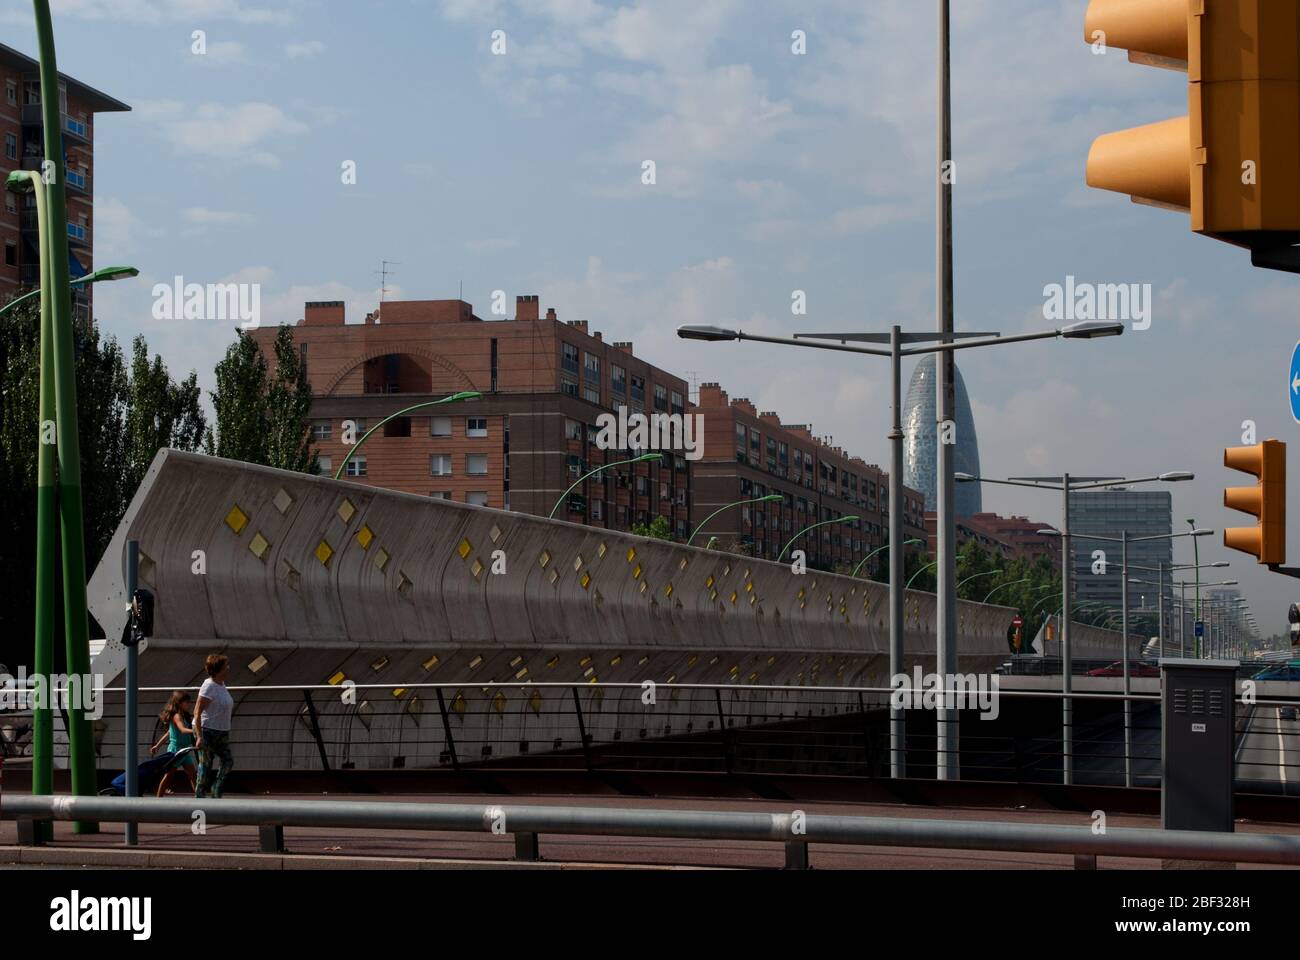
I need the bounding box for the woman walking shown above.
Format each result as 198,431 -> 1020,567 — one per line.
194,654 -> 235,799
150,690 -> 197,795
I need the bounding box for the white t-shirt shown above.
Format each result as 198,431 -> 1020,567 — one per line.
197,678 -> 233,732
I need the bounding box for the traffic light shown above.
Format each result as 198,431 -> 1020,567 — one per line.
1223,438 -> 1286,564
1083,1 -> 1300,270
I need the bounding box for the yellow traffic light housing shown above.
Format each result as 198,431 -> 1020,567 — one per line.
1223,438 -> 1286,565
1084,1 -> 1300,264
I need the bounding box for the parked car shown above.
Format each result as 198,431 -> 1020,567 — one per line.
1087,660 -> 1160,678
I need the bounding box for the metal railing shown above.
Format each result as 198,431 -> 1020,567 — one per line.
5,680 -> 1298,790
6,793 -> 1300,869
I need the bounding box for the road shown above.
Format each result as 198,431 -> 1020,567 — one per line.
1236,706 -> 1300,795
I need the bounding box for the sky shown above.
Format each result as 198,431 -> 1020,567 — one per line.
2,0 -> 1296,636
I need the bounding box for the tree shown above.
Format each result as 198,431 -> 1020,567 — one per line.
264,325 -> 317,473
206,327 -> 317,473
632,516 -> 673,541
0,295 -> 204,668
205,330 -> 268,462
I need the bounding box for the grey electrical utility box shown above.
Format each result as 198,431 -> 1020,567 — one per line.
1160,659 -> 1238,832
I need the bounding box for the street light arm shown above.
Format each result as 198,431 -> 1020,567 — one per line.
735,330 -> 892,358
334,392 -> 482,481
686,494 -> 781,546
850,538 -> 924,579
900,329 -> 1062,357
955,475 -> 1066,491
549,453 -> 663,520
778,515 -> 860,562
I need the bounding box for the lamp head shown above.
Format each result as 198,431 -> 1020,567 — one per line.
90,265 -> 139,283
677,325 -> 739,342
761,494 -> 783,503
1160,471 -> 1194,482
954,472 -> 977,483
1061,320 -> 1125,339
4,171 -> 34,193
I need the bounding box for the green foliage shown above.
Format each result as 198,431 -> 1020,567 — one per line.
0,295 -> 205,667
632,515 -> 673,541
205,327 -> 317,474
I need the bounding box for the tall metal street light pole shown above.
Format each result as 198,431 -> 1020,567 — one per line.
956,470 -> 1194,785
6,169 -> 54,837
687,494 -> 782,547
1123,561 -> 1229,656
1043,526 -> 1213,788
680,319 -> 1123,780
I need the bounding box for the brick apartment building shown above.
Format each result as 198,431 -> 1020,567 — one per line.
924,511 -> 1061,566
252,297 -> 693,536
692,383 -> 928,570
0,43 -> 129,324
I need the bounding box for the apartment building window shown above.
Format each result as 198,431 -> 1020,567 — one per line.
316,457 -> 332,476
590,500 -> 604,521
565,418 -> 584,441
5,81 -> 15,105
466,492 -> 489,507
310,421 -> 332,441
67,220 -> 86,242
345,456 -> 367,478
431,416 -> 451,437
66,168 -> 86,190
4,191 -> 15,214
561,379 -> 578,398
653,383 -> 667,412
630,374 -> 645,403
611,365 -> 626,394
583,386 -> 600,405
4,242 -> 15,268
561,342 -> 579,374
430,491 -> 452,500
671,391 -> 684,415
430,454 -> 453,476
4,134 -> 15,161
583,352 -> 600,383
467,417 -> 488,438
466,453 -> 489,476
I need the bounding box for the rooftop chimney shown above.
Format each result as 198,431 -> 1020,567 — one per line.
304,301 -> 346,326
516,295 -> 539,322
546,307 -> 557,321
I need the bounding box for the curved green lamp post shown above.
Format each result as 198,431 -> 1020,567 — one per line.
16,0 -> 101,833
956,569 -> 1000,592
906,559 -> 939,590
333,392 -> 481,481
850,537 -> 924,580
0,264 -> 138,317
778,515 -> 859,563
981,577 -> 1033,604
686,493 -> 781,547
549,453 -> 663,520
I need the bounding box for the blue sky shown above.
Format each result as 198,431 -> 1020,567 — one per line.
3,0 -> 1297,634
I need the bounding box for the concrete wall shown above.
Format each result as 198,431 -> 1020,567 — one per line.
88,451 -> 1020,770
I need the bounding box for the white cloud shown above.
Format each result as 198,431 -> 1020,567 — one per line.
285,39 -> 325,60
134,100 -> 309,167
189,40 -> 248,66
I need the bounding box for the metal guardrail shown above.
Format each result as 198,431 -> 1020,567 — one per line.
5,794 -> 1300,869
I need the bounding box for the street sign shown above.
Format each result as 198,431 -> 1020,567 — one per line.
1195,620 -> 1205,638
1291,342 -> 1300,423
1012,615 -> 1024,627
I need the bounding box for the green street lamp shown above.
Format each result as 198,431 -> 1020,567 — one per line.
982,577 -> 1033,604
850,538 -> 924,580
906,559 -> 939,590
0,262 -> 139,317
333,392 -> 481,481
957,569 -> 1000,592
550,453 -> 663,520
687,494 -> 782,547
778,515 -> 859,563
21,1 -> 99,833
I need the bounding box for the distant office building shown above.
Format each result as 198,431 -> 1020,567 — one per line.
0,43 -> 130,325
1068,489 -> 1173,613
693,383 -> 927,569
902,355 -> 982,516
924,511 -> 1060,566
252,296 -> 693,536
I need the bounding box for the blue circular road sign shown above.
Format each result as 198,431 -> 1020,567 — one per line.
1292,341 -> 1300,423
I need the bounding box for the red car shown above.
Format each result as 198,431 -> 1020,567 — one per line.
1087,661 -> 1160,678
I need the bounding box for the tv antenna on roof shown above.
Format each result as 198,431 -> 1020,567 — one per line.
375,260 -> 400,320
